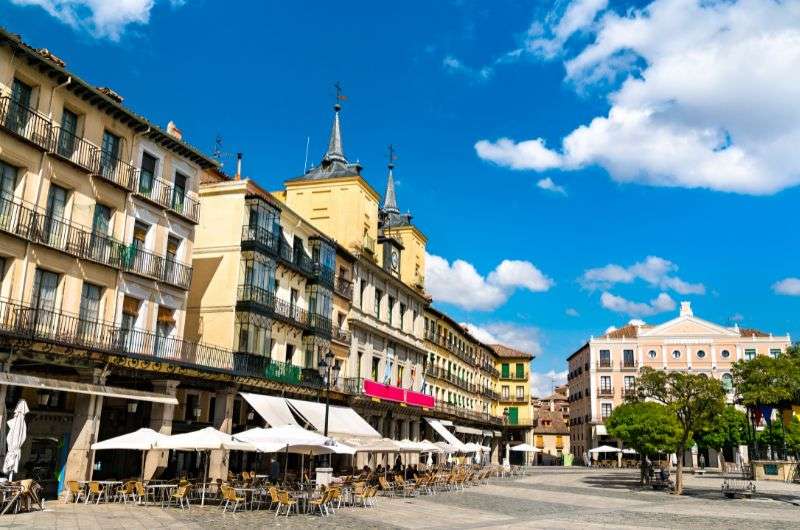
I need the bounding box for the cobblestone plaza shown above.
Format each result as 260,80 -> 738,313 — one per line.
3,469 -> 799,529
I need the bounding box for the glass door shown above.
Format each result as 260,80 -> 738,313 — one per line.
171,172 -> 186,213
57,109 -> 78,158
77,282 -> 102,342
44,184 -> 67,248
99,130 -> 120,178
7,79 -> 32,134
90,203 -> 111,261
31,269 -> 59,336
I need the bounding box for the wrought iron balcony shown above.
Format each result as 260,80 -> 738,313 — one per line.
306,313 -> 332,338
240,224 -> 280,255
597,359 -> 614,370
331,327 -> 351,344
50,125 -> 96,173
232,352 -> 302,385
621,359 -> 638,370
236,284 -> 275,313
597,387 -> 614,397
121,246 -> 193,290
0,299 -> 232,373
0,96 -> 52,151
333,275 -> 353,299
135,173 -> 200,223
272,296 -> 308,329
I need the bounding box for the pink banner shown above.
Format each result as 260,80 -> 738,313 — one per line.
363,379 -> 405,402
405,389 -> 435,409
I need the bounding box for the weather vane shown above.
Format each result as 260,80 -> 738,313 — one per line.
387,144 -> 398,168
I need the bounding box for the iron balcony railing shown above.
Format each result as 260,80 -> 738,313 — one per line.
621,359 -> 638,370
332,327 -> 351,344
241,224 -> 280,254
481,387 -> 500,400
0,194 -> 192,289
232,352 -> 303,385
597,387 -> 614,397
306,313 -> 332,337
341,377 -> 363,395
135,173 -> 200,223
334,276 -> 353,299
240,225 -> 331,284
597,359 -> 614,370
50,125 -> 96,173
0,299 -> 232,372
310,264 -> 335,287
362,234 -> 376,254
93,148 -> 137,191
0,96 -> 52,151
273,297 -> 308,329
237,284 -> 276,312
499,372 -> 527,381
425,365 -> 475,393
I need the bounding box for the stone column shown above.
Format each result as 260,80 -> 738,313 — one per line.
62,369 -> 105,497
144,380 -> 179,479
208,387 -> 236,480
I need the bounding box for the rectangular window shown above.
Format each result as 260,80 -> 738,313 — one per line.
172,172 -> 187,212
44,184 -> 68,247
57,108 -> 79,157
388,296 -> 395,326
374,289 -> 382,319
184,394 -> 199,422
139,152 -> 157,195
155,306 -> 175,357
599,350 -> 611,367
515,386 -> 524,400
31,268 -> 59,311
769,348 -> 781,358
79,282 -> 102,323
99,130 -> 121,177
507,407 -> 519,425
624,376 -> 635,390
600,376 -> 612,392
359,280 -> 367,309
133,220 -> 148,247
0,160 -> 16,199
371,357 -> 380,381
501,385 -> 509,400
399,302 -> 406,329
92,203 -> 111,235
165,235 -> 181,283
397,365 -> 404,387
6,78 -> 33,133
745,348 -> 756,360
601,403 -> 612,419
515,363 -> 525,379
623,349 -> 635,367
285,344 -> 295,363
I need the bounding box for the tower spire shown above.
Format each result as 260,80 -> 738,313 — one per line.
322,82 -> 347,165
383,144 -> 399,214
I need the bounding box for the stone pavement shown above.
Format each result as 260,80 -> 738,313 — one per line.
2,468 -> 799,529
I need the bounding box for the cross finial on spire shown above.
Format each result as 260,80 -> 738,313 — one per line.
334,81 -> 346,111
322,82 -> 347,165
387,144 -> 397,169
383,145 -> 399,214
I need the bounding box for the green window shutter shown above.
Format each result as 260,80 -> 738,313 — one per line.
515,363 -> 524,379
508,407 -> 519,425
501,363 -> 509,378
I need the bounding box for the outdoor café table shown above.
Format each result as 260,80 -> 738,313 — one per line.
145,484 -> 177,507
78,480 -> 122,504
233,486 -> 260,510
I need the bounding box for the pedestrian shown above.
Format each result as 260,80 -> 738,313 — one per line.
699,454 -> 706,469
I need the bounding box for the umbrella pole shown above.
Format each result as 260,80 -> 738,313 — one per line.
201,451 -> 209,507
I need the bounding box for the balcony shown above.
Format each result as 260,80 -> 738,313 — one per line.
240,225 -> 280,255
331,327 -> 351,344
597,387 -> 614,397
597,359 -> 614,371
51,125 -> 97,173
621,359 -> 638,371
347,377 -> 435,408
240,225 -> 330,283
0,299 -> 232,373
272,297 -> 308,329
0,96 -> 52,151
91,149 -> 138,191
334,276 -> 353,299
134,174 -> 200,223
499,373 -> 527,381
232,352 -> 303,385
623,386 -> 637,397
306,313 -> 332,338
481,387 -> 499,401
424,365 -> 476,393
0,196 -> 192,289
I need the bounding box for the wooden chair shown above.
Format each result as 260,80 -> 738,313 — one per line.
85,482 -> 104,504
275,490 -> 297,517
221,485 -> 245,513
64,481 -> 84,504
169,484 -> 191,510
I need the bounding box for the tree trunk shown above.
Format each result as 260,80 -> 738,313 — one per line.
639,454 -> 647,485
675,441 -> 685,494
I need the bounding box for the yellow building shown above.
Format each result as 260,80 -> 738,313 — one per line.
491,344 -> 535,458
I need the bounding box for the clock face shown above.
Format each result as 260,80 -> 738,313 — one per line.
391,249 -> 399,270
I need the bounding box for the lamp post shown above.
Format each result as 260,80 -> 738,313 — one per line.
317,350 -> 341,466
502,407 -> 509,468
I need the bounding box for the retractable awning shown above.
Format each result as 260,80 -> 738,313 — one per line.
287,398 -> 380,439
454,425 -> 483,436
0,373 -> 177,404
239,392 -> 297,427
425,418 -> 466,450
593,424 -> 608,437
482,430 -> 494,438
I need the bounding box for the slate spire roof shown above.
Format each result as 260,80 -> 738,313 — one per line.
291,103 -> 361,181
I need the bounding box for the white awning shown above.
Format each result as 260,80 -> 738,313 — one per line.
593,424 -> 608,437
287,398 -> 380,439
493,430 -> 501,437
239,392 -> 297,427
439,419 -> 454,427
425,418 -> 466,450
0,372 -> 177,404
454,425 -> 483,436
482,430 -> 494,437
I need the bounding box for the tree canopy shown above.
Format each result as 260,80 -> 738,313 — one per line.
730,353 -> 799,408
697,405 -> 747,451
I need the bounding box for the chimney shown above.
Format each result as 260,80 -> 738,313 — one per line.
166,121 -> 183,140
680,301 -> 693,317
235,152 -> 242,181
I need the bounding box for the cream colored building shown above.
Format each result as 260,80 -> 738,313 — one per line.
491,344 -> 536,460
567,301 -> 791,461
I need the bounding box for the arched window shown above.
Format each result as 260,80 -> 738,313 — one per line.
721,373 -> 733,391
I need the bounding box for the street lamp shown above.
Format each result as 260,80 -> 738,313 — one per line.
317,350 -> 341,468
502,407 -> 510,467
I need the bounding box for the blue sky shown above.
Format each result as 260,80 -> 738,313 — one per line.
3,0 -> 799,396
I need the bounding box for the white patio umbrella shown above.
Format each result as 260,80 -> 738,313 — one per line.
511,443 -> 542,466
462,442 -> 481,453
156,427 -> 257,505
622,448 -> 638,455
91,428 -> 171,480
3,400 -> 29,480
588,445 -> 621,454
418,440 -> 442,454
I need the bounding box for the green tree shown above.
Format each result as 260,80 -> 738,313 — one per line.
635,368 -> 726,494
785,416 -> 800,457
696,406 -> 747,467
606,401 -> 680,484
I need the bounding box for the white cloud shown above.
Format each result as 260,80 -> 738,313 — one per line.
565,307 -> 580,317
426,253 -> 553,311
475,0 -> 800,195
601,291 -> 675,317
442,55 -> 494,81
581,255 -> 705,295
773,277 -> 800,296
530,369 -> 568,398
461,322 -> 543,356
10,0 -> 182,41
475,137 -> 562,171
536,177 -> 567,195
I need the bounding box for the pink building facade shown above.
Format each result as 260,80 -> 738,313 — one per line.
567,302 -> 791,461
